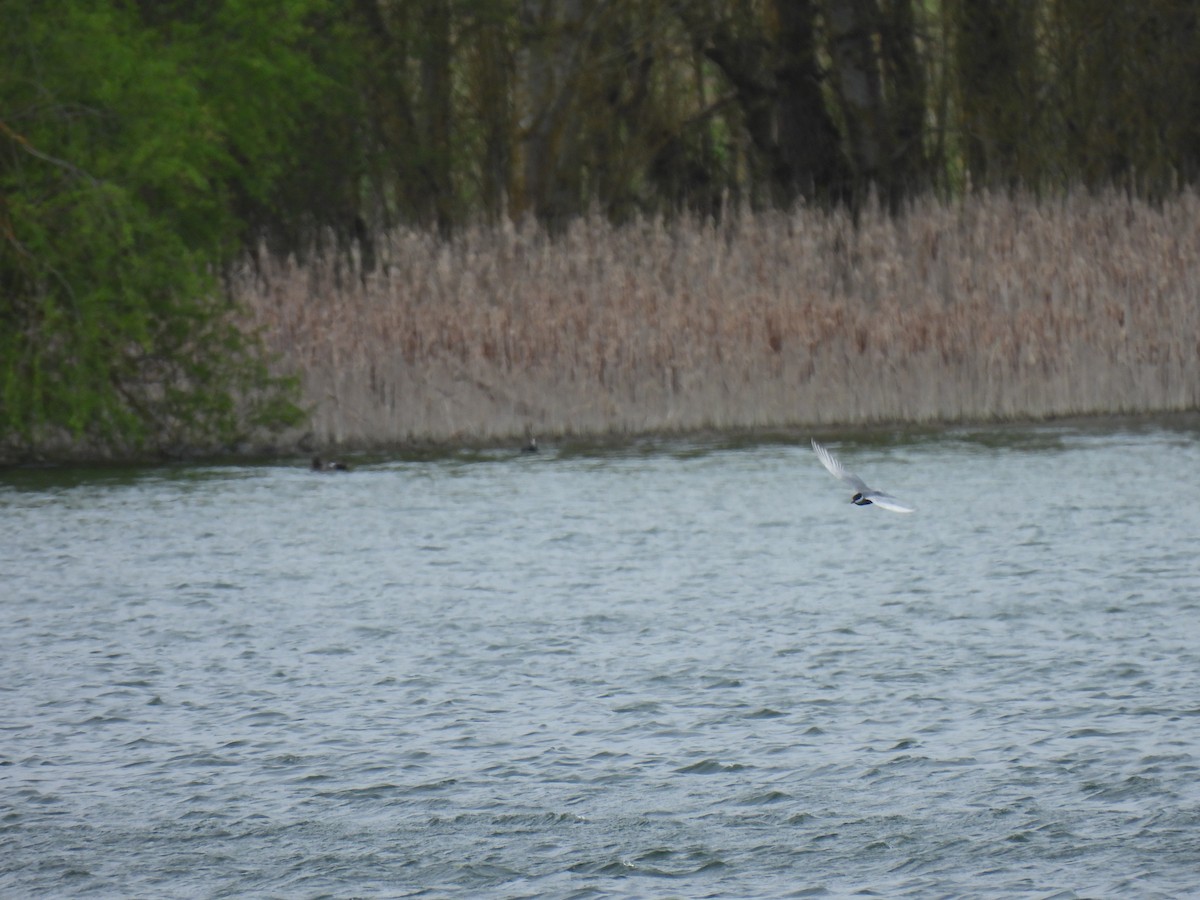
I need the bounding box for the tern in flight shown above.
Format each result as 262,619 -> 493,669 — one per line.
812,439 -> 913,513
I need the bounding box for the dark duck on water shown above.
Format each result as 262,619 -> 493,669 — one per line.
311,456 -> 350,472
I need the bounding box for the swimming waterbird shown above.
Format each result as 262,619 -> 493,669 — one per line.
311,456 -> 350,472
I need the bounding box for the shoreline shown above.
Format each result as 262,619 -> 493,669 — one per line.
7,190 -> 1200,466
5,409 -> 1199,470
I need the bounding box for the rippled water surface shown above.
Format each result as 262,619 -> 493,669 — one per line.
4,423 -> 1200,898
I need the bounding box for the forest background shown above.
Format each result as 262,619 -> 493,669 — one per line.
4,0 -> 1200,460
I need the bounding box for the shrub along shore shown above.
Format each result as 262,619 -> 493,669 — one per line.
240,191 -> 1200,451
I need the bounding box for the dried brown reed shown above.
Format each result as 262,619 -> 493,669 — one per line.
236,190 -> 1200,449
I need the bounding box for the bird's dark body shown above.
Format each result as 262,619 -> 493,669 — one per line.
311,457 -> 349,472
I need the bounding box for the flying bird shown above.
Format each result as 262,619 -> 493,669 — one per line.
811,439 -> 913,513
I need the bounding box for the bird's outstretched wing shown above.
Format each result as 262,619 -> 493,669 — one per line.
863,491 -> 914,514
811,439 -> 868,492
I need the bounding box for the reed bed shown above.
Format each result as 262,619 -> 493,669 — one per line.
238,190 -> 1200,448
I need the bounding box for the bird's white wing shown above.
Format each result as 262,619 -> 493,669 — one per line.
864,492 -> 914,514
811,439 -> 868,492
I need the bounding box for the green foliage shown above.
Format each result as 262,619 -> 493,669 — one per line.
0,0 -> 319,458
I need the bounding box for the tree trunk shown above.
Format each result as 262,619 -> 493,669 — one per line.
774,0 -> 850,205
512,0 -> 591,225
878,0 -> 928,202
675,0 -> 849,208
475,11 -> 512,223
954,0 -> 1034,189
420,0 -> 454,234
827,0 -> 886,195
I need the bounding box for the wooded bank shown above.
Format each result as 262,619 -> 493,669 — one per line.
6,1 -> 1200,458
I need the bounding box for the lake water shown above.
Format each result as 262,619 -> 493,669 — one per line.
3,422 -> 1200,898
